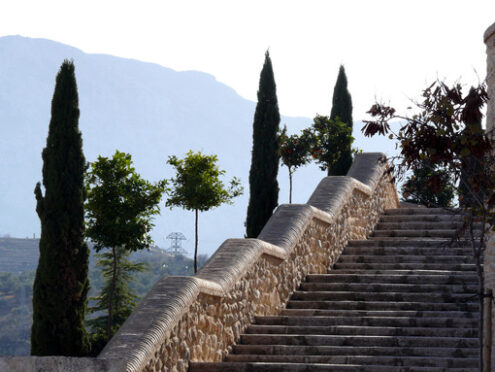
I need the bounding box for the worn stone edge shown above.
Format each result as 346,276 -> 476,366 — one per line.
485,22 -> 495,43
98,152 -> 394,372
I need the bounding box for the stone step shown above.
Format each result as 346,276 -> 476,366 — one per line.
342,246 -> 475,256
246,325 -> 478,338
254,315 -> 478,328
314,270 -> 478,284
299,282 -> 477,293
384,208 -> 458,215
376,221 -> 470,230
333,262 -> 477,271
223,354 -> 478,368
280,309 -> 478,319
291,290 -> 477,303
372,229 -> 481,238
348,239 -> 468,247
337,254 -> 474,264
328,269 -> 478,276
380,214 -> 464,222
286,300 -> 478,312
239,334 -> 479,348
372,229 -> 458,237
189,361 -> 478,372
232,344 -> 479,358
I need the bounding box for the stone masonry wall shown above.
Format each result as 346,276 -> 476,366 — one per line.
97,153 -> 399,372
484,21 -> 495,368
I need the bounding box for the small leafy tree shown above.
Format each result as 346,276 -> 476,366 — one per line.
307,115 -> 354,175
279,125 -> 311,203
362,81 -> 493,371
401,161 -> 455,208
166,151 -> 243,273
85,150 -> 165,350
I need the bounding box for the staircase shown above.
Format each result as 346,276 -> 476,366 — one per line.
190,208 -> 480,371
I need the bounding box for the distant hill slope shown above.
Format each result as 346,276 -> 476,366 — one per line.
0,35 -> 397,256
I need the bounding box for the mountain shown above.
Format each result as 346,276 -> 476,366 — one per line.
0,35 -> 397,256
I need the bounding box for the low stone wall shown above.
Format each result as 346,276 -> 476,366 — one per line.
0,153 -> 399,372
97,152 -> 399,372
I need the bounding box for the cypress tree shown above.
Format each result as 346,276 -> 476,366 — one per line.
31,60 -> 90,356
246,51 -> 280,238
328,65 -> 353,175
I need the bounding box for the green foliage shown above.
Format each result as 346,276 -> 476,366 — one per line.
86,150 -> 166,253
246,50 -> 281,238
31,60 -> 90,356
166,150 -> 243,272
307,115 -> 354,175
329,65 -> 354,175
85,150 -> 165,350
401,162 -> 455,208
86,248 -> 147,356
279,125 -> 311,203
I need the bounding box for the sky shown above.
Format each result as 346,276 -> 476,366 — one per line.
1,0 -> 494,122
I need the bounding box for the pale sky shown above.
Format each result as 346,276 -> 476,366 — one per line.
1,0 -> 494,121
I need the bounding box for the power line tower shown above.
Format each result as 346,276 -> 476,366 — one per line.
165,232 -> 187,256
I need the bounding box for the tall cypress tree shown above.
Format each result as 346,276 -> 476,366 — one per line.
328,65 -> 353,175
246,51 -> 280,238
31,60 -> 90,356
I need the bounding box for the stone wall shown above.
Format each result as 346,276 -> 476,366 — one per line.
0,153 -> 399,372
98,152 -> 399,372
484,21 -> 495,369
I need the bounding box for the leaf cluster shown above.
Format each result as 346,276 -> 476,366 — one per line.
278,125 -> 311,174
85,150 -> 166,252
166,150 -> 243,212
306,115 -> 354,173
363,80 -> 495,219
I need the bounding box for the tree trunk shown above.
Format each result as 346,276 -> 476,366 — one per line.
108,246 -> 118,338
194,209 -> 198,273
289,168 -> 293,204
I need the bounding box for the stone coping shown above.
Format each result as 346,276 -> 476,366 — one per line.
98,152 -> 395,372
485,22 -> 495,43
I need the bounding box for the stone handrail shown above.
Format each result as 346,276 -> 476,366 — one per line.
97,152 -> 399,372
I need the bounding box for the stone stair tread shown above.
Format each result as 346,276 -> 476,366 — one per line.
232,344 -> 479,357
280,309 -> 478,318
189,361 -> 478,372
286,300 -> 478,311
305,273 -> 478,284
239,334 -> 480,348
337,255 -> 474,263
223,354 -> 478,367
254,315 -> 478,326
245,325 -> 478,338
333,263 -> 477,271
300,282 -> 477,293
327,269 -> 477,275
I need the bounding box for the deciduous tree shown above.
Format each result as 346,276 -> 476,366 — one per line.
279,125 -> 311,203
85,150 -> 165,348
166,151 -> 243,273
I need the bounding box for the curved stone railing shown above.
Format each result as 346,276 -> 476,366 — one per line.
95,152 -> 399,372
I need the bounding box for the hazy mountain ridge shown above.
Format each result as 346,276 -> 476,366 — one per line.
0,35 -> 395,256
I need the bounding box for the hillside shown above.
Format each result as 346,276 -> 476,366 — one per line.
0,35 -> 397,257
